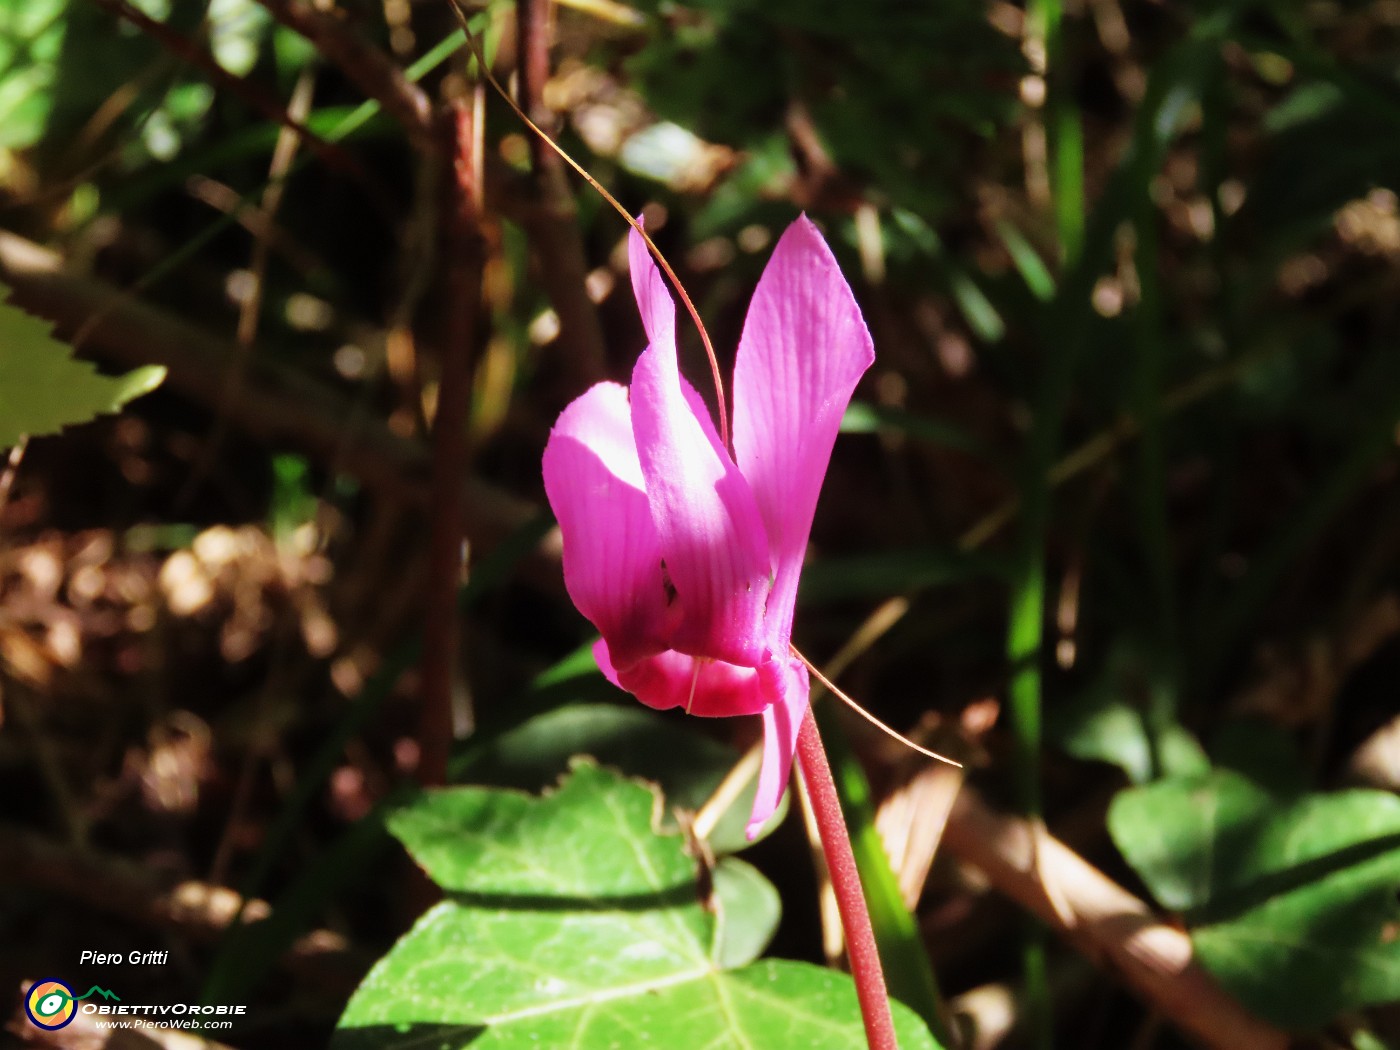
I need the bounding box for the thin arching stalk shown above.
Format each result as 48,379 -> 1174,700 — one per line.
449,0 -> 732,447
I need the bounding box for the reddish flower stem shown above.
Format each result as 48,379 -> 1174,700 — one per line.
796,710 -> 899,1050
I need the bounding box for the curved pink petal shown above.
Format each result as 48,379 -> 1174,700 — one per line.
542,382 -> 672,670
593,639 -> 771,717
629,323 -> 772,669
748,655 -> 809,838
732,215 -> 875,649
628,224 -> 732,467
628,222 -> 676,351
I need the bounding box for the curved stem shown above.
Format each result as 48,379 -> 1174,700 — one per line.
796,710 -> 898,1050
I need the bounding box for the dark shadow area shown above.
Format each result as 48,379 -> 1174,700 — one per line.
331,1022 -> 487,1050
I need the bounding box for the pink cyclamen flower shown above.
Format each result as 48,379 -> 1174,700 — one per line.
542,215 -> 874,836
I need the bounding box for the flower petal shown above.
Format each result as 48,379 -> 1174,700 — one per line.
732,215 -> 875,647
593,639 -> 771,717
747,655 -> 809,838
628,221 -> 676,351
629,315 -> 772,669
629,224 -> 731,465
542,382 -> 671,669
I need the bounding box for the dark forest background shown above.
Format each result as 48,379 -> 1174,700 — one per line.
3,0 -> 1400,1047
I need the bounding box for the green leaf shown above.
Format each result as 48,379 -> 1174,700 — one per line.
1054,693 -> 1206,784
529,642 -> 604,691
1109,770 -> 1400,1028
1245,65 -> 1400,255
337,959 -> 933,1050
711,856 -> 780,969
451,702 -> 785,854
337,763 -> 941,1049
207,0 -> 272,79
389,761 -> 699,901
0,284 -> 164,449
1050,644 -> 1208,785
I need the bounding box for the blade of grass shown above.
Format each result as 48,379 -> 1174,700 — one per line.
888,208 -> 1006,343
1017,0 -> 1082,1036
1127,64 -> 1190,779
1012,26 -> 1229,799
1028,0 -> 1084,262
1130,168 -> 1173,641
1009,24 -> 1224,1044
994,219 -> 1056,303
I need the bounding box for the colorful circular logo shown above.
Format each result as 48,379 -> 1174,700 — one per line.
25,979 -> 77,1030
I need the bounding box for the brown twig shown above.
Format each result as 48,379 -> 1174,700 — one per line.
0,229 -> 545,571
417,99 -> 487,787
253,0 -> 438,155
176,69 -> 317,513
453,0 -> 694,416
512,0 -> 608,396
517,0 -> 554,174
0,438 -> 28,520
941,786 -> 1291,1050
511,164 -> 611,401
182,175 -> 329,279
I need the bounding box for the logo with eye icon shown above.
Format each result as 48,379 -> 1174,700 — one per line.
25,979 -> 78,1030
24,979 -> 120,1030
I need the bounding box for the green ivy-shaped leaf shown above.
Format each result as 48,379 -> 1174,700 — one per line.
335,762 -> 941,1049
1109,769 -> 1400,1029
0,283 -> 164,449
451,702 -> 785,853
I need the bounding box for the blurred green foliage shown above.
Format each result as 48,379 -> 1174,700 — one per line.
6,0 -> 1400,1044
624,0 -> 1019,219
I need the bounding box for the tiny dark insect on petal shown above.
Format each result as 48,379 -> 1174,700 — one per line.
660,559 -> 678,605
